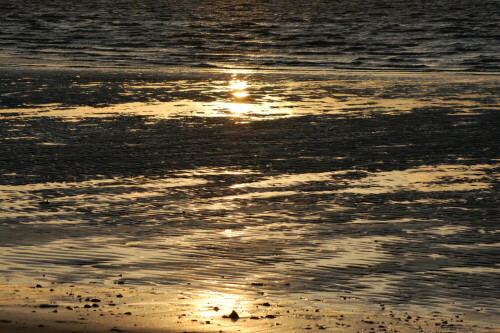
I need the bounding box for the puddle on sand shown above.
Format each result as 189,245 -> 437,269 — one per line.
340,164 -> 498,194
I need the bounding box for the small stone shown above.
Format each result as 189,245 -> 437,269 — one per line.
228,310 -> 239,319
262,302 -> 271,307
84,304 -> 91,309
213,306 -> 220,311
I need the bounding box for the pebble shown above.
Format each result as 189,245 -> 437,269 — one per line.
227,310 -> 239,319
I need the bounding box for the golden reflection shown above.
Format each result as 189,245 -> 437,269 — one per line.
193,291 -> 248,319
232,91 -> 249,98
226,102 -> 250,115
229,80 -> 248,91
229,79 -> 250,101
339,164 -> 497,194
221,229 -> 245,237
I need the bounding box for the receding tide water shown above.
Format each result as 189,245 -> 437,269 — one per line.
0,0 -> 499,332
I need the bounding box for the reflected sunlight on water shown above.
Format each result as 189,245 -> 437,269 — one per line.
230,79 -> 250,99
339,164 -> 498,194
229,80 -> 248,92
191,291 -> 247,318
1,72 -> 498,121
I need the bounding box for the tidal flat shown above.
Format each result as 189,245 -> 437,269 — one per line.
0,68 -> 499,332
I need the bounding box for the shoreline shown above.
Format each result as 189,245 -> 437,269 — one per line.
1,64 -> 500,76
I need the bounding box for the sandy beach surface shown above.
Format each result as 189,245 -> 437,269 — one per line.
1,68 -> 499,332
0,281 -> 498,333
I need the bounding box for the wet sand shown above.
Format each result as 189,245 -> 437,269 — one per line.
1,68 -> 499,332
1,282 -> 498,333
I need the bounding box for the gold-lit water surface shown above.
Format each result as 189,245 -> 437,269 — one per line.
2,71 -> 497,120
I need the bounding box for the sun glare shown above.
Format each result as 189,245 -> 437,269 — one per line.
232,91 -> 249,98
192,291 -> 246,318
229,80 -> 248,91
229,79 -> 250,99
227,102 -> 250,115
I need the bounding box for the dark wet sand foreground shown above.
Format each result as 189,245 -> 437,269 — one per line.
0,68 -> 499,332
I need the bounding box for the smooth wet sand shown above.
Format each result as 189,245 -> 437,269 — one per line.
1,68 -> 499,332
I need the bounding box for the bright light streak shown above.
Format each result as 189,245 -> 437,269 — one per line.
232,91 -> 249,98
229,80 -> 248,91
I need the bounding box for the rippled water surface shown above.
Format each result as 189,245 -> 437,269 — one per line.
1,0 -> 499,71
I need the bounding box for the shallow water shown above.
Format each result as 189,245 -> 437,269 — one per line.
0,0 -> 499,71
1,69 -> 499,323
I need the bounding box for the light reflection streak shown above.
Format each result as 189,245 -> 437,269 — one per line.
229,80 -> 248,91
224,102 -> 250,115
221,229 -> 245,237
232,91 -> 249,98
191,291 -> 248,319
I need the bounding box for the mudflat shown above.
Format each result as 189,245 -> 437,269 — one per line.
1,68 -> 499,332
